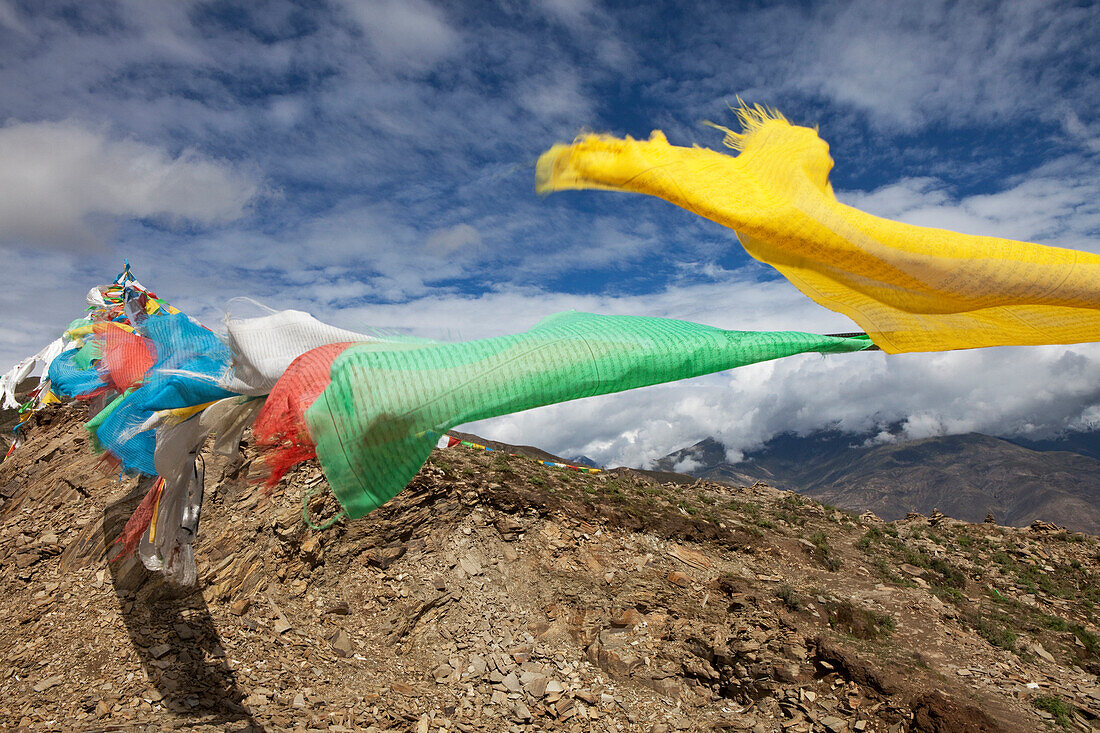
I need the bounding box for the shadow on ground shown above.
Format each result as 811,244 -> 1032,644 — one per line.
102,478 -> 261,731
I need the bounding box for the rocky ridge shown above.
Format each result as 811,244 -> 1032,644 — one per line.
3,404 -> 1100,731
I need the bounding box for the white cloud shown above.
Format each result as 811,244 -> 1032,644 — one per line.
0,120 -> 259,249
839,160 -> 1100,252
517,72 -> 593,121
328,268 -> 857,342
0,0 -> 26,34
425,223 -> 483,255
798,0 -> 1100,132
672,455 -> 701,473
337,0 -> 460,72
1063,110 -> 1100,154
537,0 -> 594,27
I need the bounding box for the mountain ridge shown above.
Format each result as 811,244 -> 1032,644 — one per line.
654,430 -> 1100,533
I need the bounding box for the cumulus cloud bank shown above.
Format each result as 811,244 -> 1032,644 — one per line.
0,120 -> 258,249
462,343 -> 1100,469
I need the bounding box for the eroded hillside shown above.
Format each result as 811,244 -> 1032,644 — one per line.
3,404 -> 1100,731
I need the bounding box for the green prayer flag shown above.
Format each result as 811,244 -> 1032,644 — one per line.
305,311 -> 872,518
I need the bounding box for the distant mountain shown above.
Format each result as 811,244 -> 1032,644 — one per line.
567,455 -> 602,469
654,430 -> 1100,534
1009,431 -> 1100,462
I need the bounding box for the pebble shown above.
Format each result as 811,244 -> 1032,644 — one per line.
330,628 -> 353,657
667,571 -> 692,588
32,676 -> 62,693
147,644 -> 172,659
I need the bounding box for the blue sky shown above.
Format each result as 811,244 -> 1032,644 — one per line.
3,0 -> 1100,467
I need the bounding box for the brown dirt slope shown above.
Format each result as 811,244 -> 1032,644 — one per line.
3,404 -> 1100,731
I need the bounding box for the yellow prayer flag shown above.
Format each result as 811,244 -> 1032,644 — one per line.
536,105 -> 1100,353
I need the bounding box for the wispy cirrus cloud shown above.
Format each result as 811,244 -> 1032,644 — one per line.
336,0 -> 462,73
798,0 -> 1100,131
